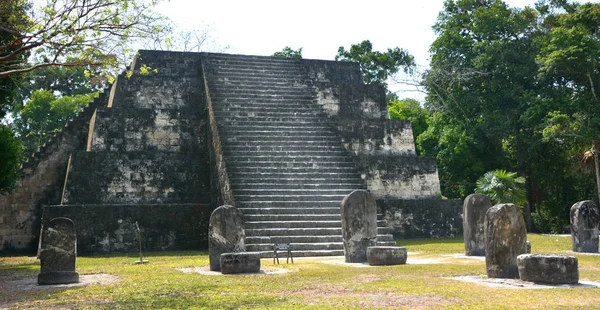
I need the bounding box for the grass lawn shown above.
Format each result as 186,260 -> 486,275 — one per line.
1,234 -> 600,309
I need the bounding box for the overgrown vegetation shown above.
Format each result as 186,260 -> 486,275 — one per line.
2,236 -> 599,309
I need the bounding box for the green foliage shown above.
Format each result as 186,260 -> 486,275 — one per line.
388,98 -> 429,145
0,0 -> 166,79
476,169 -> 527,206
335,40 -> 415,88
272,46 -> 303,59
0,125 -> 23,193
13,89 -> 96,156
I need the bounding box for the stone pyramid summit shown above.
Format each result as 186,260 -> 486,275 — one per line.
0,51 -> 461,256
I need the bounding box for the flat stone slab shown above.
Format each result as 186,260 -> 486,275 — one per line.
449,276 -> 599,289
517,254 -> 578,284
176,266 -> 291,276
367,246 -> 407,266
220,252 -> 261,274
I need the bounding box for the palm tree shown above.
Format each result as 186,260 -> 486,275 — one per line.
476,170 -> 527,206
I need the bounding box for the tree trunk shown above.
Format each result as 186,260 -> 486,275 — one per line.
594,140 -> 600,204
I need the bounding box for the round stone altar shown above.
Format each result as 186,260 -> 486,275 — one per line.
367,246 -> 408,266
517,254 -> 578,284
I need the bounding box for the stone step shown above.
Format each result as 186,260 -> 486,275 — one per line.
233,194 -> 348,202
214,110 -> 320,117
214,106 -> 316,113
231,183 -> 363,190
209,83 -> 311,91
233,189 -> 355,197
211,89 -> 310,97
235,201 -> 342,208
217,116 -> 324,123
205,53 -> 301,63
206,57 -> 302,67
228,171 -> 359,178
246,242 -> 342,252
225,159 -> 355,168
243,214 -> 341,221
239,207 -> 340,215
218,120 -> 331,128
244,220 -> 387,229
245,227 -> 391,237
211,79 -> 313,88
226,155 -> 355,162
226,161 -> 355,168
245,234 -> 394,244
230,179 -> 363,187
223,146 -> 347,155
222,136 -> 340,143
211,97 -> 315,104
256,249 -> 344,258
219,127 -> 335,134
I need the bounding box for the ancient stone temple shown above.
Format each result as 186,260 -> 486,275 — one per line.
0,51 -> 461,256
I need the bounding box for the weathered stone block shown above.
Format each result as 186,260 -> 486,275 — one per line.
220,252 -> 260,274
517,254 -> 578,284
367,246 -> 407,266
209,205 -> 245,271
38,217 -> 79,285
463,194 -> 493,256
341,190 -> 377,263
570,200 -> 599,253
484,204 -> 527,279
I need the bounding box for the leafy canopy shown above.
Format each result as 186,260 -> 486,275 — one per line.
273,46 -> 303,59
335,40 -> 415,87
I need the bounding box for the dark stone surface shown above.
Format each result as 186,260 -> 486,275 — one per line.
526,241 -> 531,254
463,194 -> 493,256
220,252 -> 261,274
209,205 -> 245,271
484,204 -> 527,279
42,204 -> 212,254
38,217 -> 79,285
367,246 -> 407,266
377,199 -> 462,238
517,254 -> 579,284
570,200 -> 599,253
341,190 -> 378,263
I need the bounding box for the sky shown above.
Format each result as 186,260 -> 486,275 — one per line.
153,0 -> 572,100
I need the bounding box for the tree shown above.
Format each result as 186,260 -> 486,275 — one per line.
0,0 -> 165,78
388,98 -> 429,147
476,169 -> 527,206
13,89 -> 96,156
335,40 -> 415,88
0,125 -> 23,193
537,2 -> 600,203
273,46 -> 302,59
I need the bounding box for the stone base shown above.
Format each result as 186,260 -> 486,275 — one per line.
38,271 -> 80,285
517,254 -> 578,284
367,246 -> 408,266
220,253 -> 261,274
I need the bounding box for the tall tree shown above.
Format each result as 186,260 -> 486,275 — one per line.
336,40 -> 415,88
0,0 -> 165,78
537,2 -> 600,203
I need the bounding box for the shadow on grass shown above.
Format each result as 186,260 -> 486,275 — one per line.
396,237 -> 463,246
79,250 -> 208,259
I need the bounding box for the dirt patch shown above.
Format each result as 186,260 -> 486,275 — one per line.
176,266 -> 293,275
279,284 -> 457,309
0,273 -> 119,295
449,275 -> 600,289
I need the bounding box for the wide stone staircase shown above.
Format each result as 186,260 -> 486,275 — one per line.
202,53 -> 395,257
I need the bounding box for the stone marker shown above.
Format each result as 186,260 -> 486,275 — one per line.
484,204 -> 527,279
220,252 -> 261,274
209,205 -> 245,271
38,217 -> 79,285
526,241 -> 531,254
570,200 -> 599,253
463,194 -> 493,256
341,190 -> 378,263
517,254 -> 578,284
367,246 -> 407,266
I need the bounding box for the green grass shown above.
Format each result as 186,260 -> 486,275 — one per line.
1,234 -> 599,309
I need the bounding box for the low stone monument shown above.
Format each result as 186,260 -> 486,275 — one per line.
209,205 -> 245,271
38,217 -> 79,285
220,252 -> 261,274
367,246 -> 407,266
463,194 -> 493,256
484,204 -> 527,279
570,200 -> 599,253
341,190 -> 378,263
517,254 -> 578,284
